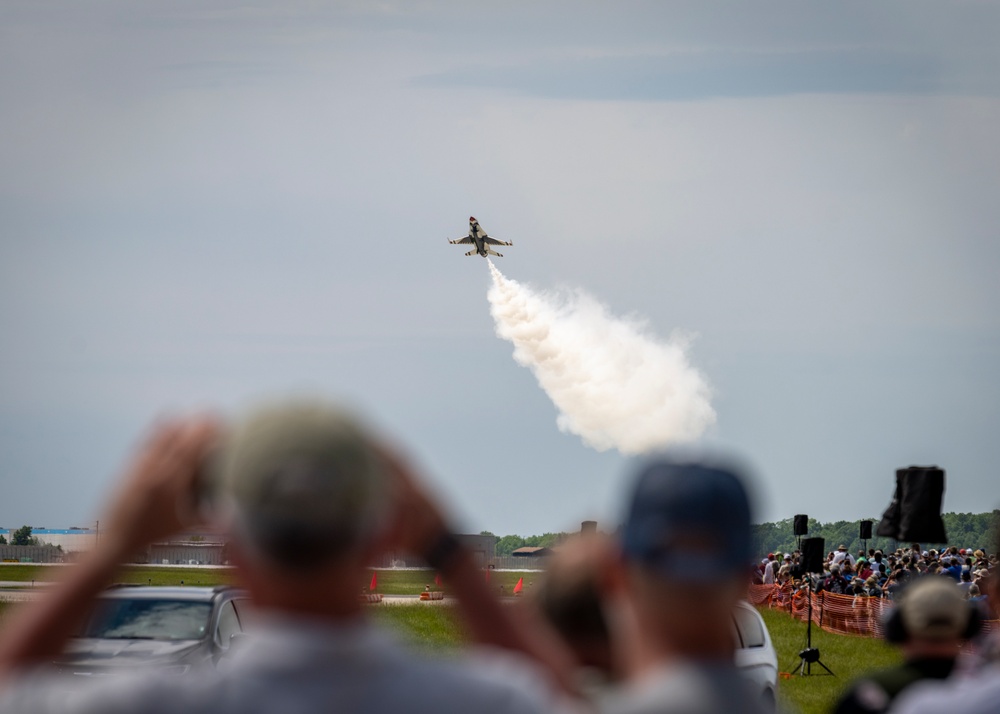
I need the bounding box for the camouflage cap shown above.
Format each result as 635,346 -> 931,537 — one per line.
899,576 -> 970,641
208,400 -> 389,564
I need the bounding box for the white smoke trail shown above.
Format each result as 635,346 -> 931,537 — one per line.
487,260 -> 715,455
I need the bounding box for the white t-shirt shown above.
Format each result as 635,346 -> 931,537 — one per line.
832,551 -> 855,567
762,562 -> 776,585
0,614 -> 573,714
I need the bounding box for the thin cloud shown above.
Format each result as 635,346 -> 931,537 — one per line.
413,48 -> 989,102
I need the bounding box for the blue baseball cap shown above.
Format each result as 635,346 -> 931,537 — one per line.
622,459 -> 753,582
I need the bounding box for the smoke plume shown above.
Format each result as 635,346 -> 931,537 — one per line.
487,261 -> 715,455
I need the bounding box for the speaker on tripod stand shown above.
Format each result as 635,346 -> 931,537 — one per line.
789,537 -> 835,677
794,514 -> 808,551
859,519 -> 873,557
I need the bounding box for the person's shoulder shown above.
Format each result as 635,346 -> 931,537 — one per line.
601,664 -> 706,714
600,663 -> 765,714
394,646 -> 576,714
831,659 -> 953,714
0,666 -> 222,714
892,663 -> 1000,714
858,663 -> 927,698
832,678 -> 892,714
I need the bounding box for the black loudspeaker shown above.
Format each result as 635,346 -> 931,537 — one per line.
794,514 -> 809,537
859,520 -> 873,540
876,466 -> 947,543
801,537 -> 825,574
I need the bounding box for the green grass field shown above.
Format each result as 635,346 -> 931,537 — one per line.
0,566 -> 900,714
370,604 -> 466,651
369,605 -> 903,714
760,608 -> 902,714
0,564 -> 539,596
371,604 -> 902,714
0,564 -> 233,588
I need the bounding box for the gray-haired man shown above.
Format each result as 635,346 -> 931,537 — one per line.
0,400 -> 574,714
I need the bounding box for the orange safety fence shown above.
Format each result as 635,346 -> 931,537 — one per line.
748,583 -> 999,639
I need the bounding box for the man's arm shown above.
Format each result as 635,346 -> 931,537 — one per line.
0,418 -> 218,679
379,448 -> 579,695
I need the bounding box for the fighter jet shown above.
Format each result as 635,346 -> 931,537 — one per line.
449,216 -> 512,257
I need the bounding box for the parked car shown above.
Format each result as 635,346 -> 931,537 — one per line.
733,601 -> 779,709
56,585 -> 250,676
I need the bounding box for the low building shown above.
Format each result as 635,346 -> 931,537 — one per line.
370,533 -> 497,569
511,546 -> 554,558
0,528 -> 97,554
0,545 -> 64,563
135,528 -> 231,565
142,542 -> 228,566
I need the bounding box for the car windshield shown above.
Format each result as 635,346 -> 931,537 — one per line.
77,599 -> 212,641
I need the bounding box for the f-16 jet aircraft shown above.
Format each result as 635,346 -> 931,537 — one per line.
449,216 -> 512,257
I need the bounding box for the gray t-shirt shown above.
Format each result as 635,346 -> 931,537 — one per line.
891,662 -> 1000,714
0,614 -> 571,714
601,662 -> 769,714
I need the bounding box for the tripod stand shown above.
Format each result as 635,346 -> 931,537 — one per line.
788,581 -> 835,677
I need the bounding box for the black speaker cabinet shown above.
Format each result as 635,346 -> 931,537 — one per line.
801,537 -> 825,574
876,466 -> 947,543
859,520 -> 873,540
793,514 -> 809,536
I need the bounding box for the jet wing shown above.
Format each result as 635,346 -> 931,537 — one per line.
483,236 -> 512,246
450,236 -> 474,244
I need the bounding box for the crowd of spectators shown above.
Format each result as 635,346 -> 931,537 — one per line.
754,539 -> 998,714
0,399 -> 768,714
752,542 -> 996,609
0,396 -> 995,714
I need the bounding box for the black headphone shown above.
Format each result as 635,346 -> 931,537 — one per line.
883,581 -> 984,644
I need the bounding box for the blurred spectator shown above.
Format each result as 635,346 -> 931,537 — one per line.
865,576 -> 883,599
790,551 -> 805,581
958,571 -> 973,596
833,577 -> 977,714
762,555 -> 777,585
833,545 -> 856,568
857,558 -> 873,580
0,401 -> 572,714
824,564 -> 850,595
531,533 -> 617,692
777,563 -> 792,586
599,459 -> 768,714
893,564 -> 999,714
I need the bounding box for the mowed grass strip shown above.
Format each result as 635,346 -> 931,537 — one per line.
0,564 -> 233,588
0,564 -> 540,597
370,605 -> 466,650
760,608 -> 902,714
366,569 -> 539,596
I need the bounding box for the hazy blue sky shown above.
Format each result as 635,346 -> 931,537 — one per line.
2,1 -> 998,537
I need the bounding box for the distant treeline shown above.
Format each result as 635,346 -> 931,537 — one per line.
479,532 -> 565,557
483,510 -> 999,559
752,511 -> 999,558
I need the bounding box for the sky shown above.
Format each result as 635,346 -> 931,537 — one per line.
1,1 -> 998,537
